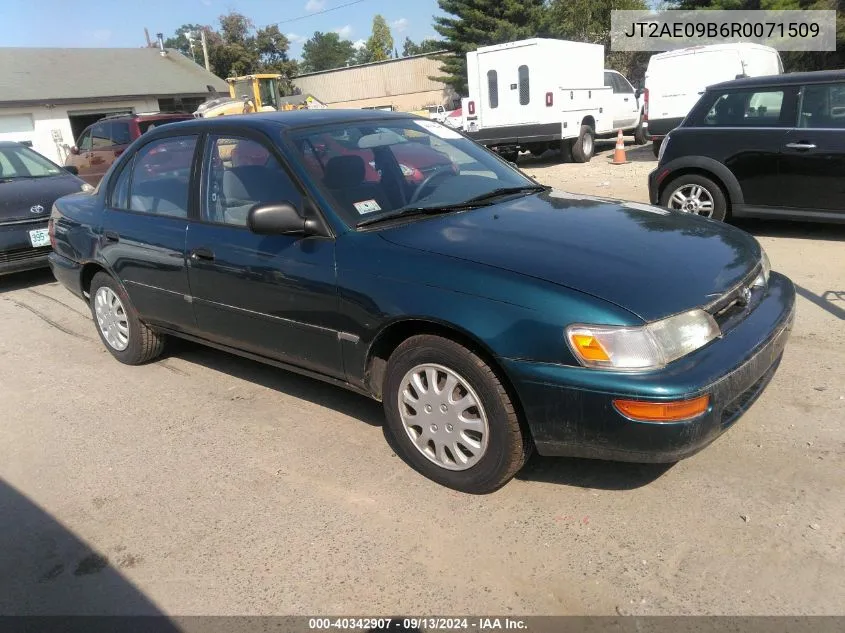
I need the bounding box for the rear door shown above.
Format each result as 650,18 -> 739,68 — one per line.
477,45 -> 537,127
778,81 -> 845,216
99,134 -> 198,332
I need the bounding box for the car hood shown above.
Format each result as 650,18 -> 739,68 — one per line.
0,174 -> 84,222
376,190 -> 761,321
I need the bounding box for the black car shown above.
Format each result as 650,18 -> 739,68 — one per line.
648,70 -> 845,224
1,142 -> 91,275
48,111 -> 793,493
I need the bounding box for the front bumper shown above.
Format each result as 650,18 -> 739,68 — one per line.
504,272 -> 795,462
0,220 -> 51,275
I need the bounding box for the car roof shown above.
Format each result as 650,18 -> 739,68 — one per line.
707,69 -> 845,92
142,108 -> 423,136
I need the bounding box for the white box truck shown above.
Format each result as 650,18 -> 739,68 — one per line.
644,43 -> 783,156
462,38 -> 646,163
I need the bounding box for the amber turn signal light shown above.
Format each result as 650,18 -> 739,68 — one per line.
570,333 -> 611,362
613,395 -> 710,422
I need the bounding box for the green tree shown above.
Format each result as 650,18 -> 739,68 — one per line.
163,24 -> 208,58
432,0 -> 546,94
300,31 -> 356,72
366,14 -> 394,62
540,0 -> 649,85
353,46 -> 374,65
402,37 -> 443,56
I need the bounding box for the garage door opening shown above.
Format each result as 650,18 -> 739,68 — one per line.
67,110 -> 131,144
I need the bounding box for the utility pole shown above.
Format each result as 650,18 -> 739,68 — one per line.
144,28 -> 152,47
200,29 -> 210,72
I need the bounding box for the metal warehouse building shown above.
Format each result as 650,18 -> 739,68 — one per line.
292,53 -> 458,112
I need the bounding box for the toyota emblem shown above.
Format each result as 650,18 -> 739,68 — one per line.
740,287 -> 752,306
30,204 -> 45,214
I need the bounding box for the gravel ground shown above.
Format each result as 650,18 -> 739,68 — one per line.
0,140 -> 843,617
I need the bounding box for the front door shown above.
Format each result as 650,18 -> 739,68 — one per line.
606,72 -> 639,130
99,134 -> 199,332
186,134 -> 342,378
68,129 -> 94,184
777,82 -> 845,216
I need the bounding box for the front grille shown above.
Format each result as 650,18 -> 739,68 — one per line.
705,265 -> 763,332
0,246 -> 51,264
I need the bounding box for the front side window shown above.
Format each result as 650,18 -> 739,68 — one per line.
702,89 -> 786,127
488,70 -> 499,109
288,119 -> 534,227
91,122 -> 112,149
204,135 -> 302,227
77,130 -> 92,151
799,82 -> 845,128
518,65 -> 530,105
129,135 -> 197,217
0,145 -> 64,179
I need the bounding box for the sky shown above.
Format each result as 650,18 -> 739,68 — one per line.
1,0 -> 443,59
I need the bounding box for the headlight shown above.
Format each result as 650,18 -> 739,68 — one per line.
566,309 -> 721,370
657,135 -> 669,163
751,249 -> 770,288
80,183 -> 95,193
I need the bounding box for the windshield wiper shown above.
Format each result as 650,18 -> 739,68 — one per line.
357,185 -> 549,228
461,184 -> 549,204
357,200 -> 493,227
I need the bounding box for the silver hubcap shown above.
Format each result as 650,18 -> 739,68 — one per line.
398,364 -> 489,471
583,134 -> 593,156
668,184 -> 715,217
94,287 -> 129,351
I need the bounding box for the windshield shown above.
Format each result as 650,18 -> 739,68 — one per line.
287,118 -> 532,227
0,144 -> 64,179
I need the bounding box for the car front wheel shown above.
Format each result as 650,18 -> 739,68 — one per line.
382,335 -> 531,494
659,174 -> 727,222
89,272 -> 165,364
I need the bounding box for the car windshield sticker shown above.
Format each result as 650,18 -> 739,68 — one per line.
414,120 -> 462,139
354,199 -> 382,214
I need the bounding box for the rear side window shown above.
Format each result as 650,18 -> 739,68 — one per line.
128,135 -> 197,217
487,70 -> 498,109
518,65 -> 530,105
799,82 -> 845,128
701,89 -> 787,127
111,121 -> 132,145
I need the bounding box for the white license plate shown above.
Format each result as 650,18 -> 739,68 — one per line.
29,228 -> 50,248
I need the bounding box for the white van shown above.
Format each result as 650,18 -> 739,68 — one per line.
644,43 -> 783,155
463,38 -> 645,163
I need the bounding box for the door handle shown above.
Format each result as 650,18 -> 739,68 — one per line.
785,142 -> 817,150
190,247 -> 215,261
103,230 -> 120,243
623,97 -> 629,101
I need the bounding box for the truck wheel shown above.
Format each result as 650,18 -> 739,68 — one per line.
570,125 -> 594,163
559,139 -> 573,162
499,150 -> 519,164
652,139 -> 662,158
634,121 -> 648,145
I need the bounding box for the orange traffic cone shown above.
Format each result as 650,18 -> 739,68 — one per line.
611,129 -> 629,165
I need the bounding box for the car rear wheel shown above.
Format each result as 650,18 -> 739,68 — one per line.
382,335 -> 531,494
570,125 -> 594,163
660,174 -> 727,222
89,272 -> 165,365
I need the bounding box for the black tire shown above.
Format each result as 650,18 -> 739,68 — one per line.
88,272 -> 165,365
652,139 -> 662,158
659,173 -> 728,222
559,139 -> 573,162
570,125 -> 594,163
382,335 -> 532,494
499,150 -> 519,164
634,121 -> 648,145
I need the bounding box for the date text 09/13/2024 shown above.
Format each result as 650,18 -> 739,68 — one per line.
308,617 -> 528,630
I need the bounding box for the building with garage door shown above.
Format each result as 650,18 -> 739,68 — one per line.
0,47 -> 227,164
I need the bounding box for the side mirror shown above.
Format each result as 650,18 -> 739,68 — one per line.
64,165 -> 79,175
635,88 -> 643,99
247,202 -> 315,236
70,146 -> 80,155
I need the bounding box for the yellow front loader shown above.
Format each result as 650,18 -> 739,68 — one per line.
194,74 -> 303,118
